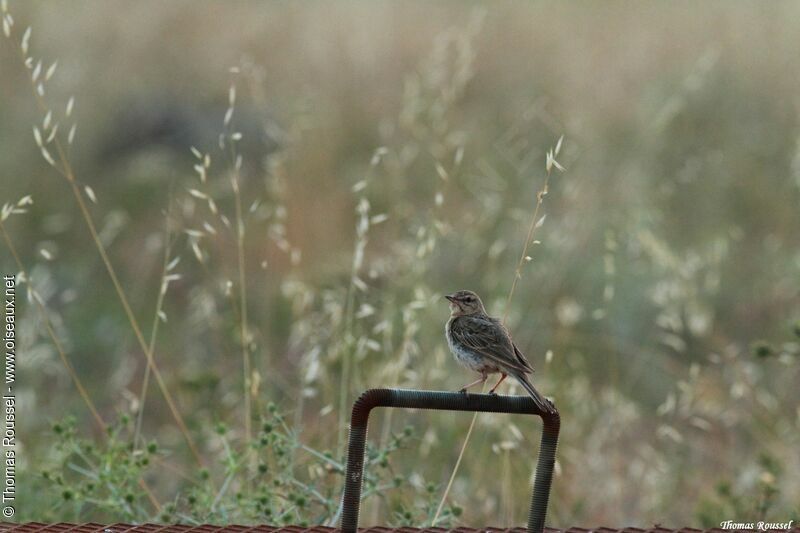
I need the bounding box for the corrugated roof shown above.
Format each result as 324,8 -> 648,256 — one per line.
0,524 -> 787,533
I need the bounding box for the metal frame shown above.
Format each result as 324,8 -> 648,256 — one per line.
340,388 -> 560,533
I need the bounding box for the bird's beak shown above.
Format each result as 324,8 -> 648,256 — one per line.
445,294 -> 456,302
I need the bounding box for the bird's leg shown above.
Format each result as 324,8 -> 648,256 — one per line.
458,374 -> 487,394
488,373 -> 507,395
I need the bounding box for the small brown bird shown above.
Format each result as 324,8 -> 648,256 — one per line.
445,290 -> 555,414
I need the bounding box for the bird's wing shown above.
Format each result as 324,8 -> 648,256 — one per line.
512,341 -> 535,374
451,315 -> 532,374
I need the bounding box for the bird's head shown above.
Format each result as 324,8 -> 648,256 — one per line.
445,290 -> 486,317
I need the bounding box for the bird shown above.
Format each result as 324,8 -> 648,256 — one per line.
444,289 -> 556,414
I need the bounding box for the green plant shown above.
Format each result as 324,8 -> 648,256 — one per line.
40,415 -> 157,522
696,453 -> 797,527
38,409 -> 420,525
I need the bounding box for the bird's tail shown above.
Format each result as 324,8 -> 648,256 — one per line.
512,372 -> 556,415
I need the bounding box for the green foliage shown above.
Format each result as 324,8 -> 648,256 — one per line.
391,480 -> 462,527
38,411 -> 421,525
751,340 -> 774,359
696,453 -> 798,527
39,415 -> 157,522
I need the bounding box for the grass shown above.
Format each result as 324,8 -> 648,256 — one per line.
2,0 -> 800,527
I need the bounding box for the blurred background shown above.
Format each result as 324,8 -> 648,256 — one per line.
1,0 -> 799,527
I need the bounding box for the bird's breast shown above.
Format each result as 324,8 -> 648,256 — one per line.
446,318 -> 497,373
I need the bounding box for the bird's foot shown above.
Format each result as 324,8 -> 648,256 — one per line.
458,388 -> 468,394
488,390 -> 498,396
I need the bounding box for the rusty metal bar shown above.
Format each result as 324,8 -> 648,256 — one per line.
340,388 -> 560,533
